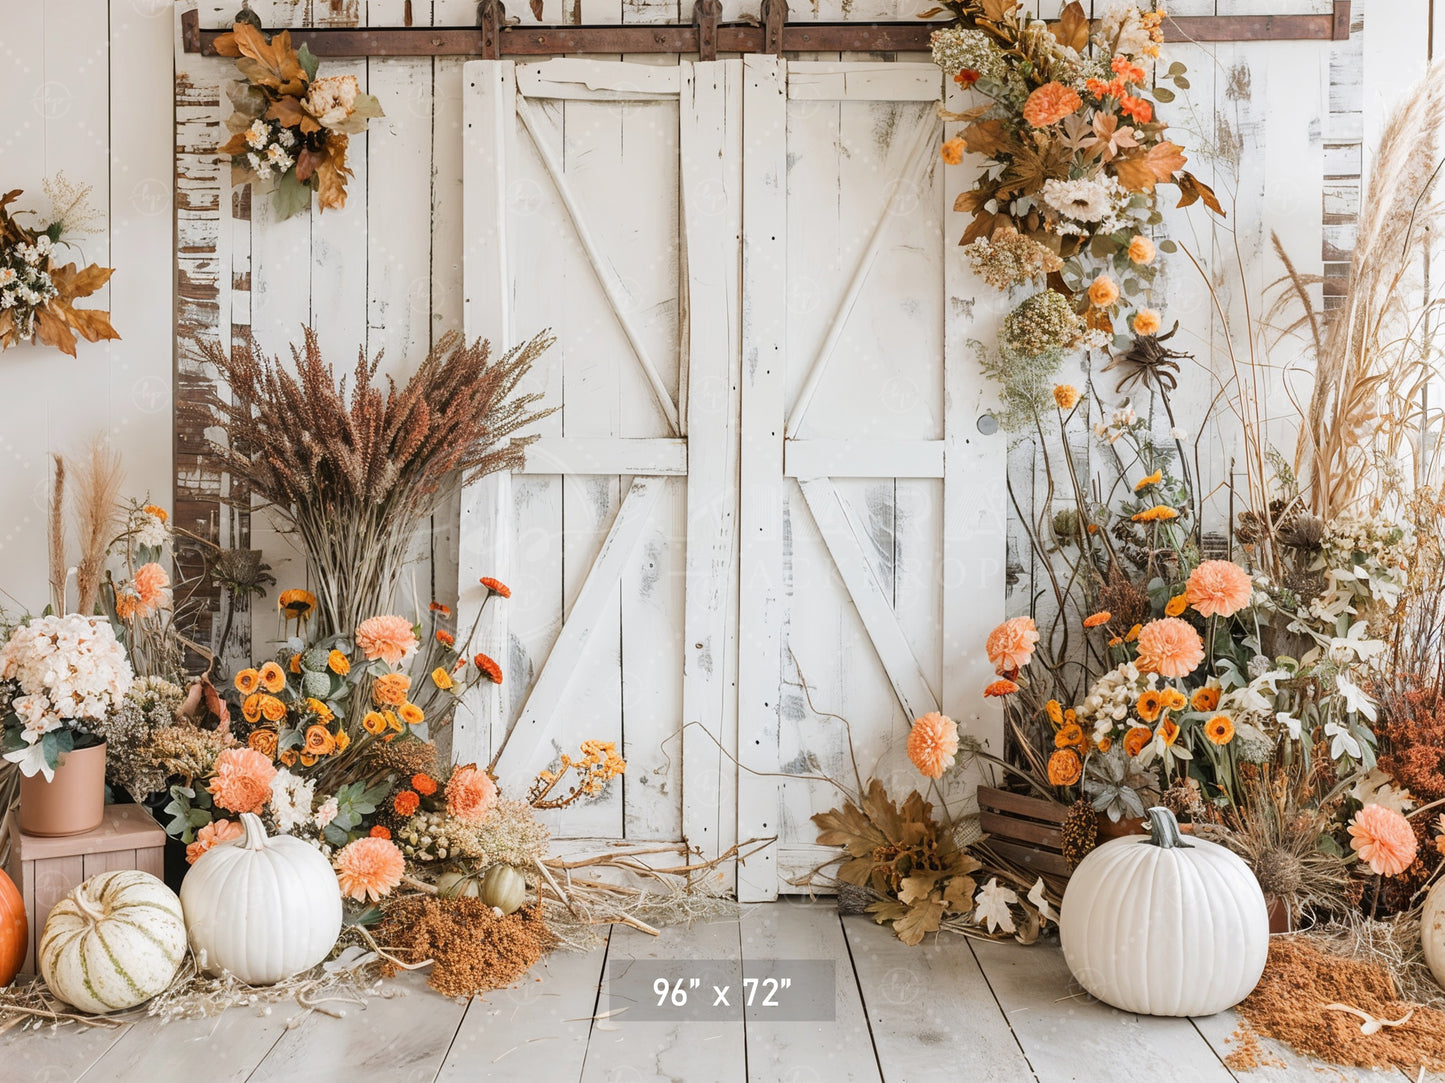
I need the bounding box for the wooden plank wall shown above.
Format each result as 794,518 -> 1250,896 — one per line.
0,0 -> 173,618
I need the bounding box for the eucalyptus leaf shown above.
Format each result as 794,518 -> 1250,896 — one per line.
298,43 -> 321,82
1173,76 -> 1190,90
1152,86 -> 1176,103
273,168 -> 313,220
1158,239 -> 1178,253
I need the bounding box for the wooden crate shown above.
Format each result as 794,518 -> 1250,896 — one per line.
976,786 -> 1073,880
5,804 -> 166,975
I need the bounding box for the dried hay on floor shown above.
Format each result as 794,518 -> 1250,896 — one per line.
375,899 -> 555,998
1236,933 -> 1445,1073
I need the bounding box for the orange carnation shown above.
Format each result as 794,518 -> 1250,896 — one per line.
985,616 -> 1039,674
412,773 -> 438,796
355,615 -> 419,665
1185,560 -> 1254,618
1088,274 -> 1120,308
186,818 -> 243,865
372,672 -> 412,707
335,836 -> 405,902
1349,804 -> 1418,877
1022,82 -> 1082,127
1083,610 -> 1111,629
907,712 -> 959,779
393,790 -> 420,816
474,653 -> 504,684
1135,618 -> 1205,679
940,137 -> 966,165
208,748 -> 277,814
446,763 -> 498,824
369,825 -> 392,840
479,577 -> 512,598
984,679 -> 1020,697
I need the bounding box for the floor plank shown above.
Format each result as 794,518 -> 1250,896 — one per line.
1190,1008 -> 1406,1083
243,968 -> 470,1083
77,1006 -> 289,1083
740,901 -> 882,1082
436,939 -> 609,1080
969,938 -> 1236,1083
842,916 -> 1037,1083
580,918 -> 746,1083
0,1011 -> 129,1082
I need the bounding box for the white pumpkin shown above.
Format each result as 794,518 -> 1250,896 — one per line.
41,870 -> 187,1013
1421,878 -> 1445,988
180,812 -> 342,985
1059,806 -> 1268,1017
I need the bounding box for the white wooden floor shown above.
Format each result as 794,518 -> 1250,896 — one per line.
0,899 -> 1423,1082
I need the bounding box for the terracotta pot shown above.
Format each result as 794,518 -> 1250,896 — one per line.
1096,813 -> 1147,840
18,741 -> 107,837
1266,895 -> 1294,935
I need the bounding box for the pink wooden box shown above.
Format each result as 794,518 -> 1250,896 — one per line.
5,804 -> 167,975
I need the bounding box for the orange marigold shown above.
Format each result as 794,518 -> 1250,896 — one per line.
369,825 -> 392,840
412,773 -> 438,796
372,671 -> 412,707
429,601 -> 452,617
1045,700 -> 1064,726
474,653 -> 504,684
1053,384 -> 1080,410
447,763 -> 498,824
479,577 -> 512,598
907,712 -> 959,779
1134,469 -> 1163,492
356,615 -> 419,665
940,137 -> 966,165
1132,505 -> 1179,523
1160,688 -> 1188,711
208,748 -> 277,814
1157,717 -> 1180,746
1136,690 -> 1163,723
1022,81 -> 1082,127
1120,95 -> 1153,124
985,616 -> 1039,674
1136,618 -> 1205,679
1123,726 -> 1152,757
1204,714 -> 1235,745
1185,559 -> 1254,618
1191,687 -> 1220,712
436,629 -> 456,647
335,836 -> 405,902
431,666 -> 455,691
984,679 -> 1020,697
1083,610 -> 1112,629
1047,749 -> 1082,786
1349,804 -> 1418,877
393,790 -> 420,816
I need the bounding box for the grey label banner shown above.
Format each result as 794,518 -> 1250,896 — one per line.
605,958 -> 836,1022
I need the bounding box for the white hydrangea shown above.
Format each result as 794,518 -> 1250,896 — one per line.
269,769 -> 317,835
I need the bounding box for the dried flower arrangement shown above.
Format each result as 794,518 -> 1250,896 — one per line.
216,17 -> 384,218
0,178 -> 118,356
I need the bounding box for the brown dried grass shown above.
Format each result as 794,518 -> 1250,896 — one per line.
68,438 -> 124,616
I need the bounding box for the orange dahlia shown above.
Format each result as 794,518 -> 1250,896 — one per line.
186,818 -> 243,865
907,712 -> 959,779
1022,82 -> 1082,127
208,748 -> 277,814
1185,560 -> 1253,618
1349,804 -> 1418,877
335,836 -> 405,902
985,616 -> 1039,675
1135,618 -> 1205,678
1047,749 -> 1082,786
446,763 -> 498,824
355,615 -> 419,665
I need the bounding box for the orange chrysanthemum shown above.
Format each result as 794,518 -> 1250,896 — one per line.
1083,610 -> 1111,629
355,615 -> 419,665
372,672 -> 412,707
186,818 -> 243,865
907,712 -> 959,779
1123,726 -> 1152,757
940,137 -> 966,165
480,577 -> 512,598
1164,594 -> 1188,617
1204,715 -> 1235,745
1022,81 -> 1082,127
1132,505 -> 1179,523
259,695 -> 288,724
985,616 -> 1039,674
258,661 -> 287,694
1053,384 -> 1080,410
369,825 -> 392,840
235,668 -> 261,695
1185,559 -> 1254,618
131,562 -> 172,616
1349,804 -> 1418,877
1055,723 -> 1085,749
248,729 -> 279,759
208,748 -> 277,814
1047,749 -> 1082,786
984,679 -> 1020,697
1191,687 -> 1220,712
327,650 -> 351,675
393,790 -> 420,816
1135,618 -> 1205,678
447,764 -> 498,824
335,836 -> 405,902
1134,470 -> 1162,492
1135,690 -> 1163,723
412,773 -> 438,796
1088,274 -> 1120,308
436,629 -> 455,647
474,653 -> 504,684
1133,308 -> 1163,336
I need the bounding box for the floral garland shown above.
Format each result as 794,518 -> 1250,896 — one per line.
216,17 -> 384,219
0,178 -> 118,356
931,0 -> 1222,362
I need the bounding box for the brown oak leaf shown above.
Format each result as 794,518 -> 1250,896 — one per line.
1049,1 -> 1090,53
215,23 -> 308,98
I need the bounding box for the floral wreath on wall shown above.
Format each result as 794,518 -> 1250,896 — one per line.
216,13 -> 384,219
0,177 -> 119,357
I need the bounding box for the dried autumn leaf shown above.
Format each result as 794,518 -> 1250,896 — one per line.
890,895 -> 947,945
979,0 -> 1018,22
898,874 -> 941,906
33,262 -> 120,357
1114,141 -> 1185,192
267,94 -> 320,134
1049,1 -> 1090,53
219,23 -> 308,98
962,118 -> 1008,158
330,92 -> 386,136
961,209 -> 1001,246
313,133 -> 353,211
1176,170 -> 1226,216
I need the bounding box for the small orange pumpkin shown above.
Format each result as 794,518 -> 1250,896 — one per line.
0,869 -> 27,986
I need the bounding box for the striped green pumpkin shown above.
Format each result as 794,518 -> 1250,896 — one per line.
40,870 -> 186,1013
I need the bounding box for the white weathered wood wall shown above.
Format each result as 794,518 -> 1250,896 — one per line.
0,0 -> 1430,895
0,0 -> 174,616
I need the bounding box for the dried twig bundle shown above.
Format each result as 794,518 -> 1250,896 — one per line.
188,328 -> 555,635
69,438 -> 124,616
47,455 -> 65,614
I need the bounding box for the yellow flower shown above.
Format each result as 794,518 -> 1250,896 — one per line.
327,650 -> 351,675
399,702 -> 425,726
362,711 -> 388,735
1053,384 -> 1080,410
431,667 -> 455,691
1134,469 -> 1162,492
335,729 -> 351,752
1045,700 -> 1063,726
1164,594 -> 1188,617
1160,688 -> 1188,711
1124,623 -> 1142,643
278,589 -> 317,621
1136,690 -> 1162,723
306,697 -> 334,723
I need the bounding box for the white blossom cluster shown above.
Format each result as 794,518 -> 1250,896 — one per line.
1309,515 -> 1414,622
243,118 -> 299,182
269,767 -> 318,834
1077,660 -> 1156,743
131,504 -> 170,550
0,234 -> 59,336
1,615 -> 134,776
1041,175 -> 1137,237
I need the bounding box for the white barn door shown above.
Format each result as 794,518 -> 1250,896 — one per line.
737,57 -> 1005,900
458,58 -> 744,865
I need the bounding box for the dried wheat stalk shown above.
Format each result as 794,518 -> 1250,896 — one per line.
47,455 -> 65,614
186,328 -> 555,636
69,438 -> 124,617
